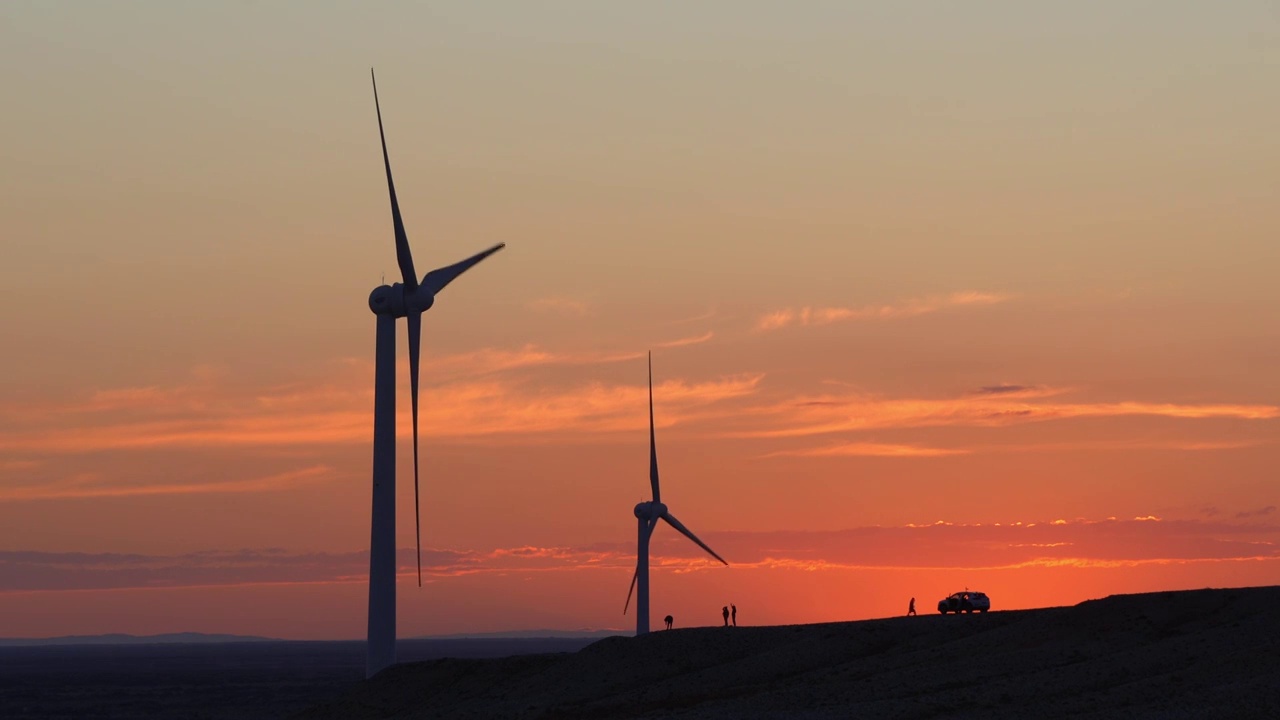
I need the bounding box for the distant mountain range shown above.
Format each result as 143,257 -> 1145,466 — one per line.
416,629 -> 626,640
0,632 -> 278,647
0,629 -> 627,647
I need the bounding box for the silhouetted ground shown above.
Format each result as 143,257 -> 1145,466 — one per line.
299,586 -> 1280,719
0,638 -> 598,720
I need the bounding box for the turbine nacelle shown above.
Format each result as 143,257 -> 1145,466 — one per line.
634,501 -> 667,521
368,284 -> 435,317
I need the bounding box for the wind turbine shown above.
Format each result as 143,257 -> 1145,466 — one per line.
623,353 -> 728,635
364,69 -> 505,678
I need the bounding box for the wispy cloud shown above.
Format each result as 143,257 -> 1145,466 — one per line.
0,373 -> 765,453
762,442 -> 969,458
403,373 -> 763,441
656,331 -> 714,349
969,384 -> 1063,398
0,466 -> 334,503
735,389 -> 1279,439
85,386 -> 177,411
769,438 -> 1268,459
0,460 -> 41,472
4,356 -> 1272,458
755,291 -> 1010,332
414,339 -> 711,379
754,310 -> 794,332
422,344 -> 642,379
5,516 -> 1275,592
0,546 -> 633,593
647,516 -> 1280,571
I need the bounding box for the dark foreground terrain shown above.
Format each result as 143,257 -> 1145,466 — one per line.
0,637 -> 599,719
301,586 -> 1280,719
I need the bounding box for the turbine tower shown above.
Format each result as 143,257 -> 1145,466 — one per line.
365,69 -> 505,678
623,353 -> 728,635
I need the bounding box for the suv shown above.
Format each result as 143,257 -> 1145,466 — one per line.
938,590 -> 990,614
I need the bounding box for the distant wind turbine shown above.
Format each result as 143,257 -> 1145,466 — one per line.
623,353 -> 728,635
364,69 -> 505,678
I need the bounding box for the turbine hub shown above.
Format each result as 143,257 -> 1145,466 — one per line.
406,289 -> 435,314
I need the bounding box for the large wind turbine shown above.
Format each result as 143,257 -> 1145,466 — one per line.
364,69 -> 505,678
623,354 -> 728,635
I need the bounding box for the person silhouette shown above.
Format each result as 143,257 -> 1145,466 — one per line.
908,597 -> 916,616
731,603 -> 737,627
664,615 -> 673,630
722,606 -> 729,627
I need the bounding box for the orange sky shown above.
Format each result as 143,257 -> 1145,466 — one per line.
1,2 -> 1277,638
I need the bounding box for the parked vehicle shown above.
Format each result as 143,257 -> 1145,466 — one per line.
938,590 -> 990,614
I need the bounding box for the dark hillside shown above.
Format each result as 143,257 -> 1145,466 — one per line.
299,585 -> 1280,719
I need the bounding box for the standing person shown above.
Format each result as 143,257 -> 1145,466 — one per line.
664,615 -> 673,630
731,603 -> 737,627
908,597 -> 916,616
722,606 -> 729,627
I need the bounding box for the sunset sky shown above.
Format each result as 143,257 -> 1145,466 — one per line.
2,2 -> 1278,639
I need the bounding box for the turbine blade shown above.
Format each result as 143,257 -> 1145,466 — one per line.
371,69 -> 416,292
420,243 -> 506,296
623,565 -> 638,615
407,311 -> 423,587
661,511 -> 728,566
648,352 -> 660,503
